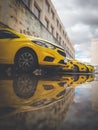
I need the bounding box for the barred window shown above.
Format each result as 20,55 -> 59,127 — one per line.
45,18 -> 49,29
34,4 -> 41,19
51,25 -> 54,34
45,0 -> 50,12
51,9 -> 54,19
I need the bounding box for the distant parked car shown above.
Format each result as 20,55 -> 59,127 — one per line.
68,59 -> 87,72
85,64 -> 95,73
0,28 -> 66,72
60,58 -> 74,72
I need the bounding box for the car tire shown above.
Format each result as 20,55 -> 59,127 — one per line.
14,49 -> 38,72
86,67 -> 89,73
73,65 -> 79,72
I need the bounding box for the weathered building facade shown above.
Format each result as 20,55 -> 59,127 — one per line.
0,0 -> 75,58
91,38 -> 98,72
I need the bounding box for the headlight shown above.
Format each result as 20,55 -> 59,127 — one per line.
46,43 -> 56,49
32,40 -> 56,49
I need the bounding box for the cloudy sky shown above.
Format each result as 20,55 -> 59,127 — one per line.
51,0 -> 98,63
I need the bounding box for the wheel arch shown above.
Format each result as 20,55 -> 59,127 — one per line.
14,47 -> 38,64
73,64 -> 79,72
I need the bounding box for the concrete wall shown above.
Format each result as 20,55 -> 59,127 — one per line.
6,0 -> 58,42
0,0 -> 58,43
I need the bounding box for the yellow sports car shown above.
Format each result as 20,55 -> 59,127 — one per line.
69,59 -> 87,72
86,74 -> 94,82
0,28 -> 66,72
86,64 -> 95,73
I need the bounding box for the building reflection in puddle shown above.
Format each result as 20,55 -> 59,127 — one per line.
0,69 -> 94,130
91,75 -> 98,111
61,75 -> 98,130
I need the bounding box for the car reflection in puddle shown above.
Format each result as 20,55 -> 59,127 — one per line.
0,68 -> 96,130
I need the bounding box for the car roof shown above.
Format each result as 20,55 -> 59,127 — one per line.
26,35 -> 64,49
0,28 -> 64,50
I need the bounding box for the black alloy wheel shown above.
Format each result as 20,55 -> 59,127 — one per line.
14,49 -> 37,72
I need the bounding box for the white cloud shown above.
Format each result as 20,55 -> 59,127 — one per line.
74,43 -> 91,63
51,0 -> 98,62
68,24 -> 92,44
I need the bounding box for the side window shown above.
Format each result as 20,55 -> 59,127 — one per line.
0,30 -> 19,39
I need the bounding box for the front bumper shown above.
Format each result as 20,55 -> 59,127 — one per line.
37,48 -> 66,67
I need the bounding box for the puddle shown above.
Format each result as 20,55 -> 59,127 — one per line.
0,68 -> 97,130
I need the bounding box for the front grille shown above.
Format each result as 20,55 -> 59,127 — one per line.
58,60 -> 65,64
57,50 -> 66,57
44,56 -> 54,62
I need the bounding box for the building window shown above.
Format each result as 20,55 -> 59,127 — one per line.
51,25 -> 54,34
20,30 -> 22,33
62,41 -> 64,46
64,43 -> 66,47
45,18 -> 49,29
0,6 -> 1,18
56,32 -> 58,40
23,30 -> 26,34
60,25 -> 61,31
45,0 -> 50,12
63,30 -> 64,35
59,37 -> 61,43
22,0 -> 31,7
56,19 -> 59,26
51,9 -> 54,19
34,4 -> 41,19
65,34 -> 67,38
